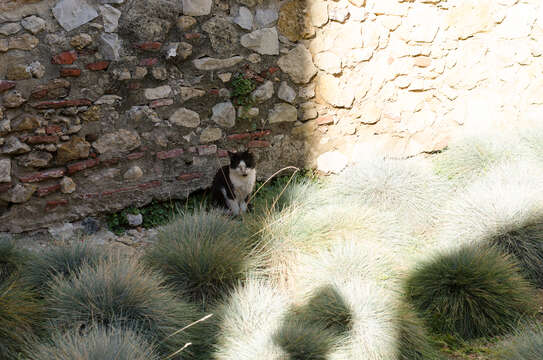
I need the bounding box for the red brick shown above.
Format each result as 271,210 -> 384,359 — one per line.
317,116 -> 334,125
22,135 -> 59,144
208,89 -> 219,95
128,82 -> 141,90
101,186 -> 134,197
227,130 -> 271,141
30,88 -> 49,100
139,58 -> 158,66
268,67 -> 280,74
135,42 -> 162,51
67,158 -> 99,174
0,183 -> 13,193
81,193 -> 99,199
45,199 -> 68,210
100,157 -> 120,166
184,33 -> 201,40
197,144 -> 217,156
37,184 -> 61,197
156,148 -> 184,160
52,51 -> 78,65
127,152 -> 145,160
138,180 -> 161,190
217,149 -> 229,157
31,99 -> 92,109
0,80 -> 16,92
77,49 -> 97,57
20,168 -> 66,183
248,140 -> 271,148
46,125 -> 62,134
60,68 -> 82,77
86,61 -> 110,71
150,99 -> 173,108
177,172 -> 203,181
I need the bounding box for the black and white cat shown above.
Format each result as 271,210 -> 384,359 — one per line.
211,150 -> 256,215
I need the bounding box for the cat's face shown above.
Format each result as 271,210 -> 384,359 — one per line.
229,151 -> 255,177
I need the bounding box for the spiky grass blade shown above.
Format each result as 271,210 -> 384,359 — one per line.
0,240 -> 32,283
26,327 -> 159,360
0,280 -> 43,359
22,242 -> 107,292
144,209 -> 254,304
499,323 -> 543,360
212,277 -> 289,360
437,160 -> 543,286
45,256 -> 208,358
405,245 -> 537,340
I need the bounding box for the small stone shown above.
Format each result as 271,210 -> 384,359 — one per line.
278,0 -> 313,41
6,63 -> 31,80
166,42 -> 193,61
0,120 -> 10,136
0,159 -> 10,182
144,85 -> 172,100
70,33 -> 93,49
169,108 -> 200,127
328,4 -> 350,23
314,51 -> 342,74
348,0 -> 365,7
183,0 -> 213,16
60,176 -> 76,194
52,0 -> 99,32
251,81 -> 274,103
80,106 -> 101,122
278,81 -> 296,103
48,222 -> 74,240
247,54 -> 261,63
359,101 -> 381,124
177,16 -> 197,31
309,3 -> 328,28
123,166 -> 143,181
99,33 -> 122,61
21,16 -> 46,34
0,184 -> 37,203
81,217 -> 100,235
100,4 -> 121,33
235,7 -> 254,30
200,127 -> 222,143
317,74 -> 354,108
56,136 -> 91,164
277,45 -> 318,84
28,62 -> 46,79
12,114 -> 42,131
255,6 -> 279,28
95,95 -> 122,105
18,151 -> 53,168
2,137 -> 30,155
0,23 -> 21,36
317,151 -> 348,174
193,56 -> 244,70
268,103 -> 297,123
300,101 -> 318,121
127,213 -> 143,227
3,91 -> 26,108
151,67 -> 168,80
240,27 -> 279,55
212,102 -> 236,128
218,72 -> 232,82
238,107 -> 259,119
92,129 -> 141,155
299,83 -> 316,99
179,87 -> 206,102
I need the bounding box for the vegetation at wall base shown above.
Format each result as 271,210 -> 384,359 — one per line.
498,323 -> 543,360
22,242 -> 107,293
405,245 -> 537,341
0,239 -> 32,283
144,209 -> 253,305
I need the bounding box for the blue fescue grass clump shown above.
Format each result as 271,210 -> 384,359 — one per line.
398,304 -> 444,360
22,242 -> 107,292
0,280 -> 43,359
0,239 -> 32,283
144,209 -> 254,305
45,257 -> 211,358
405,245 -> 537,341
25,327 -> 160,360
498,323 -> 543,360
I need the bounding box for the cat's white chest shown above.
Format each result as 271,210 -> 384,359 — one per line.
229,169 -> 256,201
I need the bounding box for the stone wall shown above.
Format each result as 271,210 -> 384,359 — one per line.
0,0 -> 541,232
